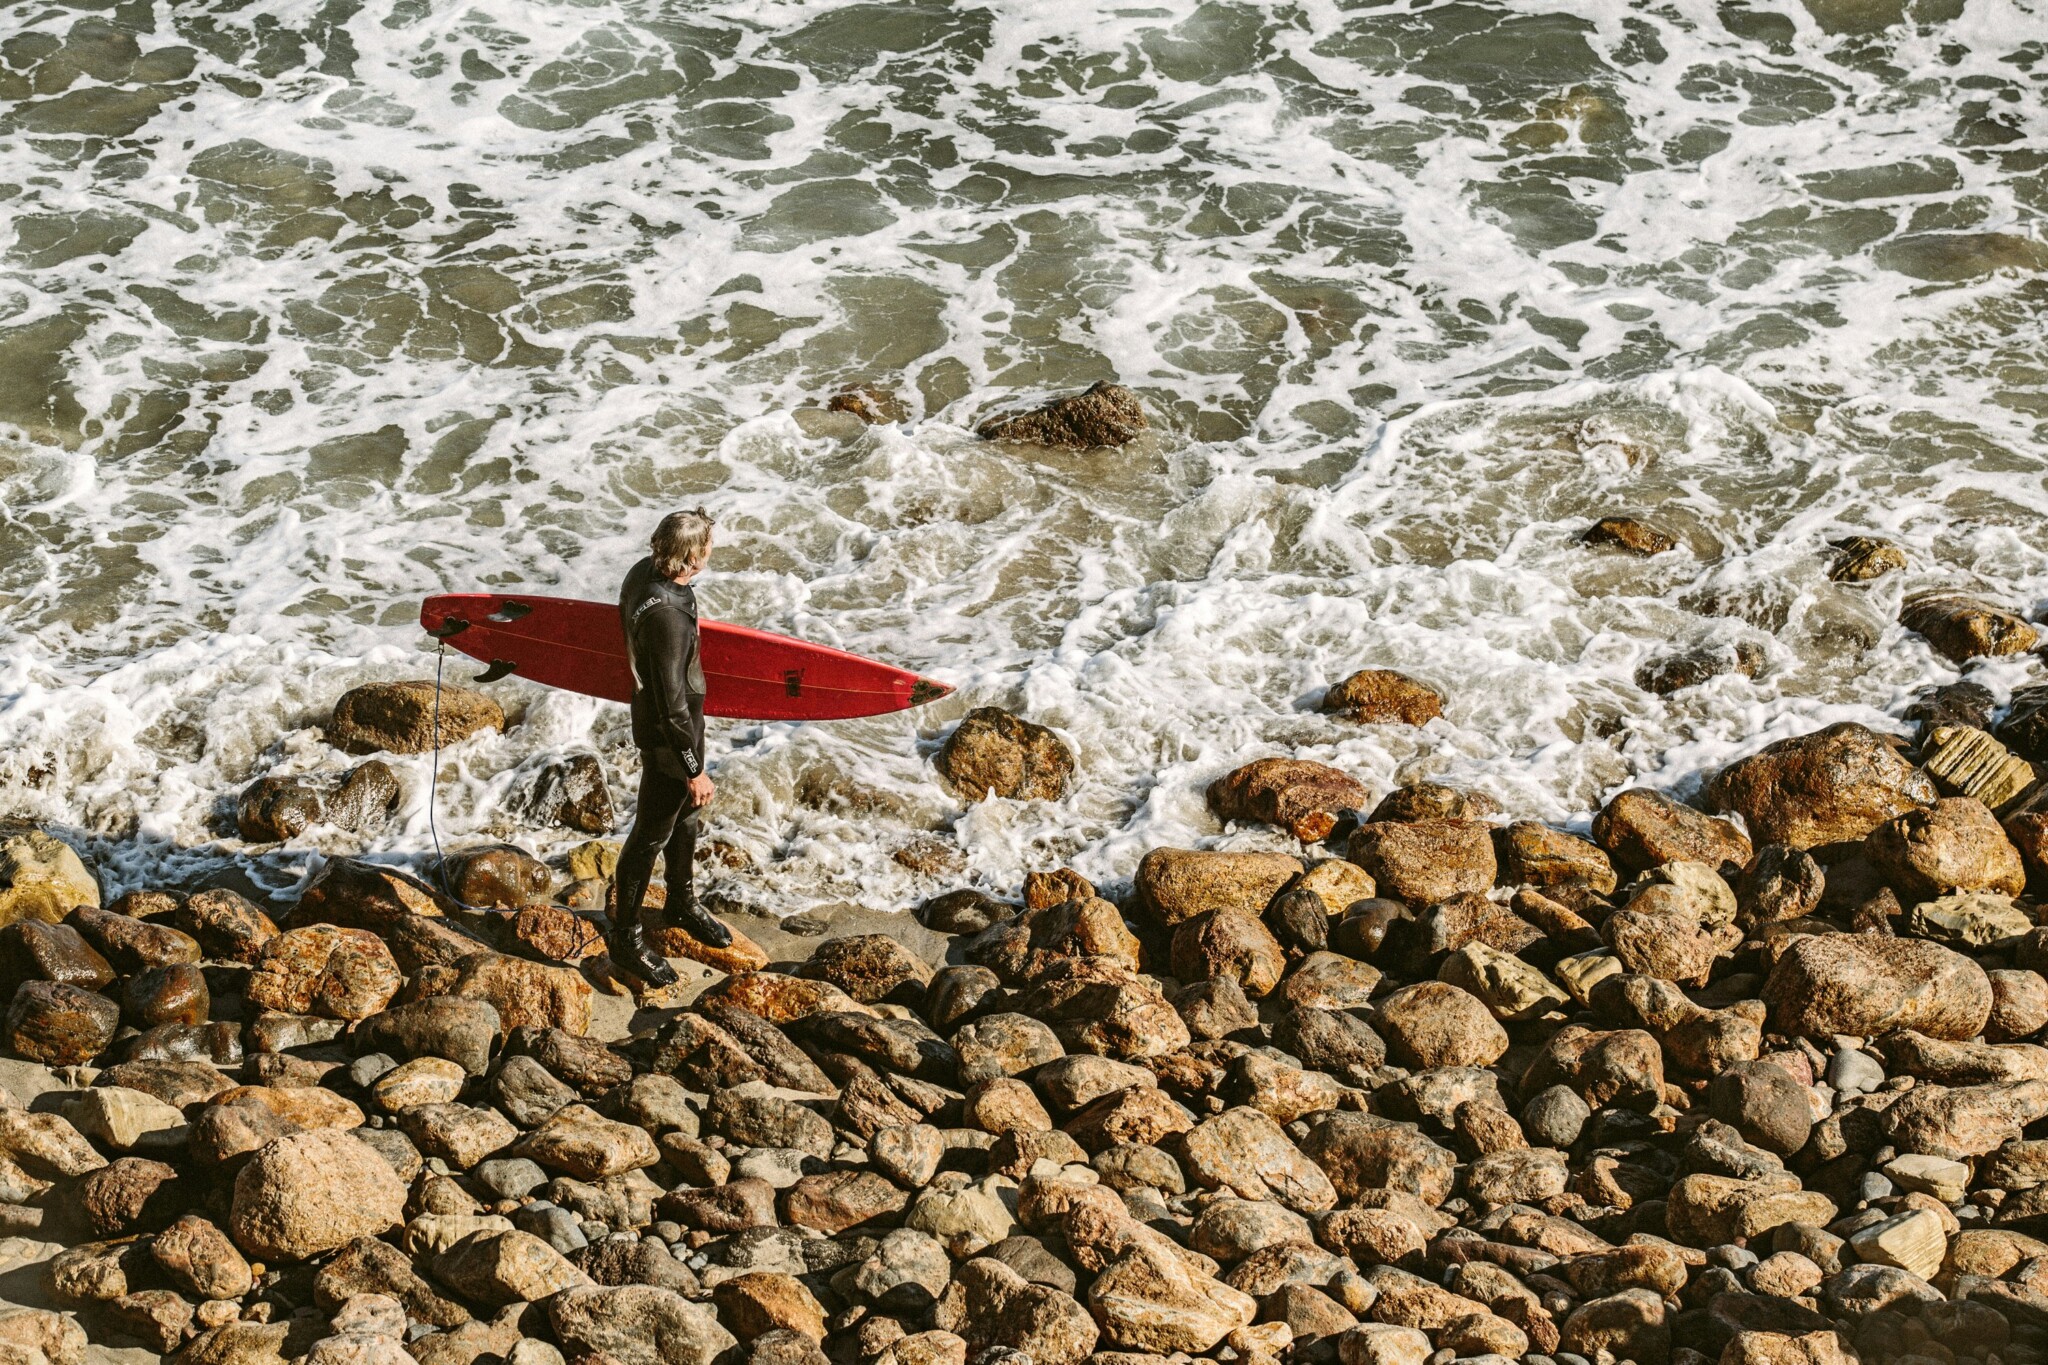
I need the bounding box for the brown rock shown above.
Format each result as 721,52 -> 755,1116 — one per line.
1181,1107 -> 1338,1214
800,935 -> 934,1005
1636,642 -> 1764,695
247,925 -> 401,1020
315,1236 -> 469,1328
1885,1080 -> 2048,1159
1345,821 -> 1495,906
450,952 -> 592,1035
328,759 -> 402,833
177,889 -> 279,963
1372,982 -> 1506,1069
936,708 -> 1074,801
512,1103 -> 658,1179
1299,1113 -> 1456,1207
80,1157 -> 185,1235
228,1129 -> 407,1261
1868,797 -> 2027,902
152,1214 -> 254,1301
1207,759 -> 1371,842
0,830 -> 100,928
1369,784 -> 1502,824
5,980 -> 118,1064
438,846 -> 551,910
290,857 -> 458,935
1135,849 -> 1303,927
1321,670 -> 1444,726
1829,535 -> 1906,583
976,381 -> 1146,448
1170,912 -> 1286,998
1559,1289 -> 1668,1364
1592,788 -> 1752,874
328,680 -> 504,756
1762,933 -> 1991,1041
122,962 -> 209,1028
525,753 -> 615,835
69,904 -> 201,971
713,1272 -> 827,1341
1901,593 -> 2040,664
507,905 -> 604,963
1498,823 -> 1616,894
783,1170 -> 909,1234
1521,1026 -> 1664,1111
1581,517 -> 1675,555
934,1257 -> 1098,1365
1707,722 -> 1936,849
1014,960 -> 1190,1060
1085,1242 -> 1256,1354
0,920 -> 114,991
236,777 -> 321,842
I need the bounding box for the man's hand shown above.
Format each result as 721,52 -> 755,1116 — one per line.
688,773 -> 715,807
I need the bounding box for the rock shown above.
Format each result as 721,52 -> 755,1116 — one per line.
936,708 -> 1074,801
1869,798 -> 2027,901
328,680 -> 504,755
918,890 -> 1012,935
800,935 -> 934,1005
2001,683 -> 2048,761
904,1178 -> 1013,1254
1762,933 -> 1991,1040
1710,1061 -> 1815,1156
1707,722 -> 1935,849
1497,823 -> 1616,894
69,904 -> 201,970
1464,1148 -> 1567,1207
1014,960 -> 1190,1060
1175,976 -> 1260,1039
976,381 -> 1146,448
1171,912 -> 1286,998
177,889 -> 279,963
1181,1107 -> 1338,1213
1520,1085 -> 1590,1148
1829,534 -> 1905,582
0,1304 -> 87,1365
551,1283 -> 736,1365
1321,670 -> 1444,726
1987,969 -> 2048,1042
709,1089 -> 834,1159
1277,952 -> 1382,1012
1582,516 -> 1675,555
1086,1241 -> 1256,1353
0,831 -> 99,927
401,1103 -> 519,1169
152,1213 -> 254,1300
526,754 -> 615,835
247,925 -> 401,1020
1602,906 -> 1718,986
1190,1197 -> 1310,1260
1338,1324 -> 1430,1365
1559,1289 -> 1668,1364
1135,849 -> 1304,927
328,760 -> 402,832
65,1085 -> 185,1150
1345,821 -> 1495,906
870,1125 -> 946,1188
359,996 -> 501,1076
1521,1026 -> 1664,1111
1369,784 -> 1503,825
450,952 -> 592,1035
0,920 -> 114,991
1438,942 -> 1568,1021
1208,759 -> 1372,842
229,1129 -> 407,1261
5,980 -> 118,1063
80,1156 -> 184,1234
291,857 -> 460,935
438,846 -> 552,910
434,1228 -> 590,1307
1298,1113 -> 1455,1207
1592,788 -> 1752,874
513,1103 -> 658,1180
783,1169 -> 908,1234
1265,885 -> 1333,957
1372,982 -> 1507,1068
935,1257 -> 1099,1365
1902,593 -> 2039,663
1637,642 -> 1765,694
122,962 -> 208,1028
237,776 -> 322,842
1906,890 -> 2033,946
1884,1080 -> 2048,1158
506,906 -> 603,963
1923,726 -> 2037,811
1738,845 -> 1824,928
1847,1208 -> 1947,1280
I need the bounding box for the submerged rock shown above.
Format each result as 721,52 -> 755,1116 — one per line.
1320,670 -> 1444,726
328,680 -> 505,756
975,382 -> 1146,449
935,708 -> 1074,801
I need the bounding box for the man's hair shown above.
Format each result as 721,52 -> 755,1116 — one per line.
651,508 -> 716,578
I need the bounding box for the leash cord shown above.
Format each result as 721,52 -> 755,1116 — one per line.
428,643 -> 460,907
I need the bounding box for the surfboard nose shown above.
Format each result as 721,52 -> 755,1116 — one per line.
909,677 -> 953,706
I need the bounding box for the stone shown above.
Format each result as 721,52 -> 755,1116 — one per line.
329,759 -> 402,832
506,905 -> 603,964
552,1283 -> 736,1365
1037,1056 -> 1159,1113
1762,933 -> 1991,1040
229,1129 -> 407,1261
1299,1113 -> 1456,1207
1175,976 -> 1260,1039
328,680 -> 504,755
237,776 -> 322,842
1181,1106 -> 1339,1213
373,1056 -> 467,1111
122,962 -> 208,1028
438,846 -> 552,910
1086,1241 -> 1257,1354
1582,516 -> 1675,555
1208,759 -> 1373,843
1372,982 -> 1507,1068
1902,593 -> 2039,663
1521,1026 -> 1664,1111
1171,912 -> 1286,998
401,1103 -> 519,1169
1338,1324 -> 1430,1365
1829,534 -> 1906,582
799,934 -> 934,1006
1869,797 -> 2027,901
1738,845 -> 1824,928
1847,1209 -> 1947,1280
434,1229 -> 590,1307
1497,823 -> 1616,894
1369,784 -> 1503,824
1345,821 -> 1496,906
69,904 -> 201,970
1708,722 -> 1935,849
1014,960 -> 1190,1060
1558,1289 -> 1667,1365
1322,670 -> 1444,726
450,952 -> 592,1035
1135,849 -> 1303,927
526,754 -> 615,834
0,831 -> 99,927
1987,968 -> 2048,1042
1924,726 -> 2037,811
359,996 -> 501,1076
1592,788 -> 1752,874
976,381 -> 1146,448
1277,952 -> 1383,1012
153,1214 -> 255,1300
783,1169 -> 908,1235
0,1306 -> 86,1365
512,1103 -> 658,1179
1464,1148 -> 1568,1207
1710,1061 -> 1815,1155
1636,642 -> 1764,694
1907,890 -> 2034,946
918,890 -> 1012,935
1884,1079 -> 2048,1159
0,921 -> 113,990
5,980 -> 118,1064
247,925 -> 401,1020
1273,1007 -> 1385,1082
1191,1197 -> 1311,1261
177,888 -> 279,963
934,1257 -> 1098,1365
1521,1085 -> 1591,1148
714,1272 -> 826,1341
904,1178 -> 1013,1255
64,1085 -> 184,1150
79,1156 -> 184,1234
1439,942 -> 1568,1020
936,708 -> 1074,801
291,857 -> 460,935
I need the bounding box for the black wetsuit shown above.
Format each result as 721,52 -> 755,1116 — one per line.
615,556 -> 706,930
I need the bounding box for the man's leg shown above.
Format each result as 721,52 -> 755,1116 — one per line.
609,762 -> 689,987
655,799 -> 731,948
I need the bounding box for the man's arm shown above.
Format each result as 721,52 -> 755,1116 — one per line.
639,608 -> 704,778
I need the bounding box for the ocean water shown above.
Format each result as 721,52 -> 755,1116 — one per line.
1,0 -> 2044,911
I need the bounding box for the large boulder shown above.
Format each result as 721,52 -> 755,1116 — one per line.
1866,798 -> 2027,902
976,382 -> 1146,449
1345,821 -> 1495,906
1591,789 -> 1751,874
936,708 -> 1074,802
1206,759 -> 1371,843
228,1130 -> 407,1261
1762,934 -> 1991,1041
328,680 -> 504,756
0,831 -> 99,928
1134,849 -> 1303,928
1706,723 -> 1935,849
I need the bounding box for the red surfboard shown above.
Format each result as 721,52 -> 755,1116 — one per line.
418,594 -> 951,722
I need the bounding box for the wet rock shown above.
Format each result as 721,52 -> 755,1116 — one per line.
237,776 -> 323,842
1762,933 -> 1991,1040
976,381 -> 1146,448
247,924 -> 401,1020
292,857 -> 460,935
1371,982 -> 1506,1068
228,1128 -> 407,1261
1171,911 -> 1286,998
507,905 -> 603,963
1591,788 -> 1752,874
177,888 -> 279,963
1135,849 -> 1303,927
1901,592 -> 2040,664
1369,784 -> 1502,824
1829,535 -> 1905,582
800,935 -> 934,1005
1707,722 -> 1935,849
1636,641 -> 1765,695
935,708 -> 1074,802
1581,516 -> 1675,555
438,846 -> 552,910
1345,821 -> 1495,906
152,1213 -> 254,1301
328,759 -> 402,833
1208,759 -> 1372,843
69,905 -> 201,971
0,921 -> 114,990
1321,670 -> 1444,726
122,962 -> 208,1028
328,680 -> 504,756
918,890 -> 1012,935
5,980 -> 118,1064
0,830 -> 100,927
1868,797 -> 2027,901
526,754 -> 615,835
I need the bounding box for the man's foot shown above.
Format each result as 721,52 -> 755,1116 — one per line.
606,921 -> 678,989
668,895 -> 733,949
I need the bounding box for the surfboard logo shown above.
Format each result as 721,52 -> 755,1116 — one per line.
784,669 -> 803,697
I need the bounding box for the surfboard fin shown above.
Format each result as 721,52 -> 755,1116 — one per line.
473,659 -> 519,684
426,618 -> 470,639
486,601 -> 533,623
909,678 -> 952,706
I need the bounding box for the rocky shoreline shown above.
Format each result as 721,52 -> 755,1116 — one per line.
3,572 -> 2048,1365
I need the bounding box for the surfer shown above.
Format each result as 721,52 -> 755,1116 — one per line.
610,508 -> 735,988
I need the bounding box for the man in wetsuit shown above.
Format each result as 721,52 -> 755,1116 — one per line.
609,507 -> 734,987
